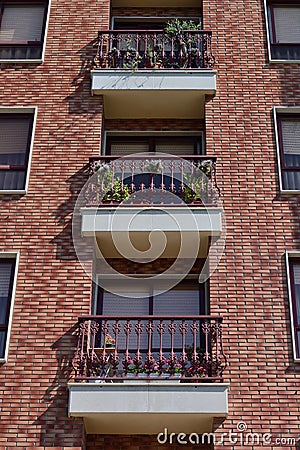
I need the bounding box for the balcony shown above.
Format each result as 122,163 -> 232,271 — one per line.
80,155 -> 223,258
68,315 -> 228,434
91,30 -> 216,118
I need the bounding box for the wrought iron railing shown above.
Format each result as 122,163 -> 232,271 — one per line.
93,30 -> 215,69
85,155 -> 219,207
73,315 -> 227,382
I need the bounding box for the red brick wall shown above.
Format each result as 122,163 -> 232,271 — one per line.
0,0 -> 109,447
204,0 -> 300,448
111,7 -> 201,19
86,434 -> 210,450
105,118 -> 204,131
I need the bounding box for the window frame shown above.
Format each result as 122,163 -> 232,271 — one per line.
274,107 -> 300,193
0,0 -> 50,63
0,106 -> 37,194
103,131 -> 205,156
95,278 -> 206,316
0,251 -> 19,363
286,252 -> 300,361
264,0 -> 300,63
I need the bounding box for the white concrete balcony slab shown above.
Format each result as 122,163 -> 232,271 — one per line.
80,206 -> 223,258
91,69 -> 216,118
68,382 -> 229,434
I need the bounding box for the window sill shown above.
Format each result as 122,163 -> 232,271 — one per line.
0,59 -> 43,64
269,58 -> 300,63
0,190 -> 26,195
280,189 -> 300,194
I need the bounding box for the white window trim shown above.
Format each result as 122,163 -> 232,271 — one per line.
285,251 -> 300,362
264,0 -> 300,64
0,106 -> 38,195
0,0 -> 51,64
273,106 -> 300,193
103,130 -> 205,156
0,251 -> 20,363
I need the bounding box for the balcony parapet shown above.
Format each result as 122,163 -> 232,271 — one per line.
93,30 -> 215,70
84,155 -> 219,207
72,315 -> 227,383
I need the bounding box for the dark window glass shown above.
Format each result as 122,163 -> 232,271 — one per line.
277,115 -> 300,190
0,258 -> 15,359
289,259 -> 300,358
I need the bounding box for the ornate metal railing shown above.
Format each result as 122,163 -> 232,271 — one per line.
73,315 -> 227,382
85,155 -> 219,207
93,30 -> 215,69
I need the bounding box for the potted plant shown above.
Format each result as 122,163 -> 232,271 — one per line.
183,161 -> 214,204
123,39 -> 143,69
164,19 -> 201,68
105,333 -> 115,348
92,162 -> 131,203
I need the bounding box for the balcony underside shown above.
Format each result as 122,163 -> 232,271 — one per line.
81,206 -> 222,258
68,383 -> 228,434
91,70 -> 216,118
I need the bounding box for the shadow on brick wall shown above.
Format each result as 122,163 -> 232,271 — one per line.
51,165 -> 89,260
34,323 -> 85,447
64,40 -> 103,116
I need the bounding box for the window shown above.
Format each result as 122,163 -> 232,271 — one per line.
267,1 -> 300,60
106,135 -> 203,156
97,280 -> 205,316
276,113 -> 300,191
0,258 -> 16,360
288,258 -> 300,359
0,1 -> 48,60
0,113 -> 34,192
95,279 -> 206,350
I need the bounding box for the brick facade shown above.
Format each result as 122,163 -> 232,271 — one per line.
0,0 -> 299,449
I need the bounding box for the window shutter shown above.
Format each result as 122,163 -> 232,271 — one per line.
0,117 -> 31,165
273,7 -> 300,43
281,120 -> 300,156
110,142 -> 149,156
102,292 -> 149,315
155,142 -> 195,155
0,5 -> 45,42
102,292 -> 149,350
153,285 -> 200,348
153,288 -> 199,315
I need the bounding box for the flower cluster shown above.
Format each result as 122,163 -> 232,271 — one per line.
105,333 -> 115,346
123,354 -> 206,378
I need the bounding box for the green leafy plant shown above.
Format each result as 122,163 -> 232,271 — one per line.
102,179 -> 131,202
144,159 -> 163,173
164,19 -> 201,68
93,162 -> 131,203
123,39 -> 143,69
164,19 -> 201,42
182,160 -> 215,204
